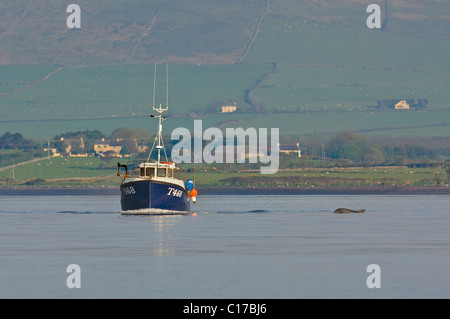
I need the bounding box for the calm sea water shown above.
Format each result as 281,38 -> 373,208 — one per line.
0,194 -> 449,299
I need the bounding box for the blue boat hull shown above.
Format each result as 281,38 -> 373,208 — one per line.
120,179 -> 190,212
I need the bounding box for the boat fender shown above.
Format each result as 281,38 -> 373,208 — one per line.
190,189 -> 197,203
185,179 -> 194,191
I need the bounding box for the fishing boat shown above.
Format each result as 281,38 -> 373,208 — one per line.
117,65 -> 197,214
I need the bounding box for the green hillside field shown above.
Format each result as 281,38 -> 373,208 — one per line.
1,63 -> 449,140
1,0 -> 450,141
1,156 -> 447,189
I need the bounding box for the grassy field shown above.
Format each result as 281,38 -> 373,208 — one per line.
0,64 -> 272,121
0,110 -> 449,147
252,64 -> 450,112
0,65 -> 57,94
181,166 -> 449,188
244,16 -> 450,72
1,2 -> 450,141
1,156 -> 448,189
1,63 -> 449,140
0,157 -> 112,179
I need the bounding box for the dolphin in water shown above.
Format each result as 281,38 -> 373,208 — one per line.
333,208 -> 366,214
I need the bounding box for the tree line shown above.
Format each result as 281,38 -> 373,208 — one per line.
1,130 -> 449,169
322,132 -> 448,166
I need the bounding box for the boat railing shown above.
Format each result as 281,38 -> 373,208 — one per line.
125,159 -> 145,177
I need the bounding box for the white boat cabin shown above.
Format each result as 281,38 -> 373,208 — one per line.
138,162 -> 176,179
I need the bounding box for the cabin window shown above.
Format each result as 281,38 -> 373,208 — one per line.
146,167 -> 154,177
140,167 -> 145,177
157,168 -> 166,177
167,169 -> 173,178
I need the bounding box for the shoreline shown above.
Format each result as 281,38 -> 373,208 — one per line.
0,185 -> 449,196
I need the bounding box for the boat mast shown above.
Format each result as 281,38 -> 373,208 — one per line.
148,63 -> 168,163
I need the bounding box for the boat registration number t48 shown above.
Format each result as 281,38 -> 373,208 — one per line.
167,187 -> 183,197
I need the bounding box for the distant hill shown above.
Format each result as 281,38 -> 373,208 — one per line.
1,0 -> 450,140
1,0 -> 450,65
0,0 -> 264,65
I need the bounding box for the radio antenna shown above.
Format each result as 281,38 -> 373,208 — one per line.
152,63 -> 156,108
148,64 -> 169,163
166,63 -> 169,108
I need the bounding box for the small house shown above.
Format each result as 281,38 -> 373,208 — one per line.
94,138 -> 123,157
395,100 -> 410,110
279,143 -> 301,158
221,105 -> 237,113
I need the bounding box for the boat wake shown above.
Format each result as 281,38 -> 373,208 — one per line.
121,208 -> 196,216
121,209 -> 273,216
